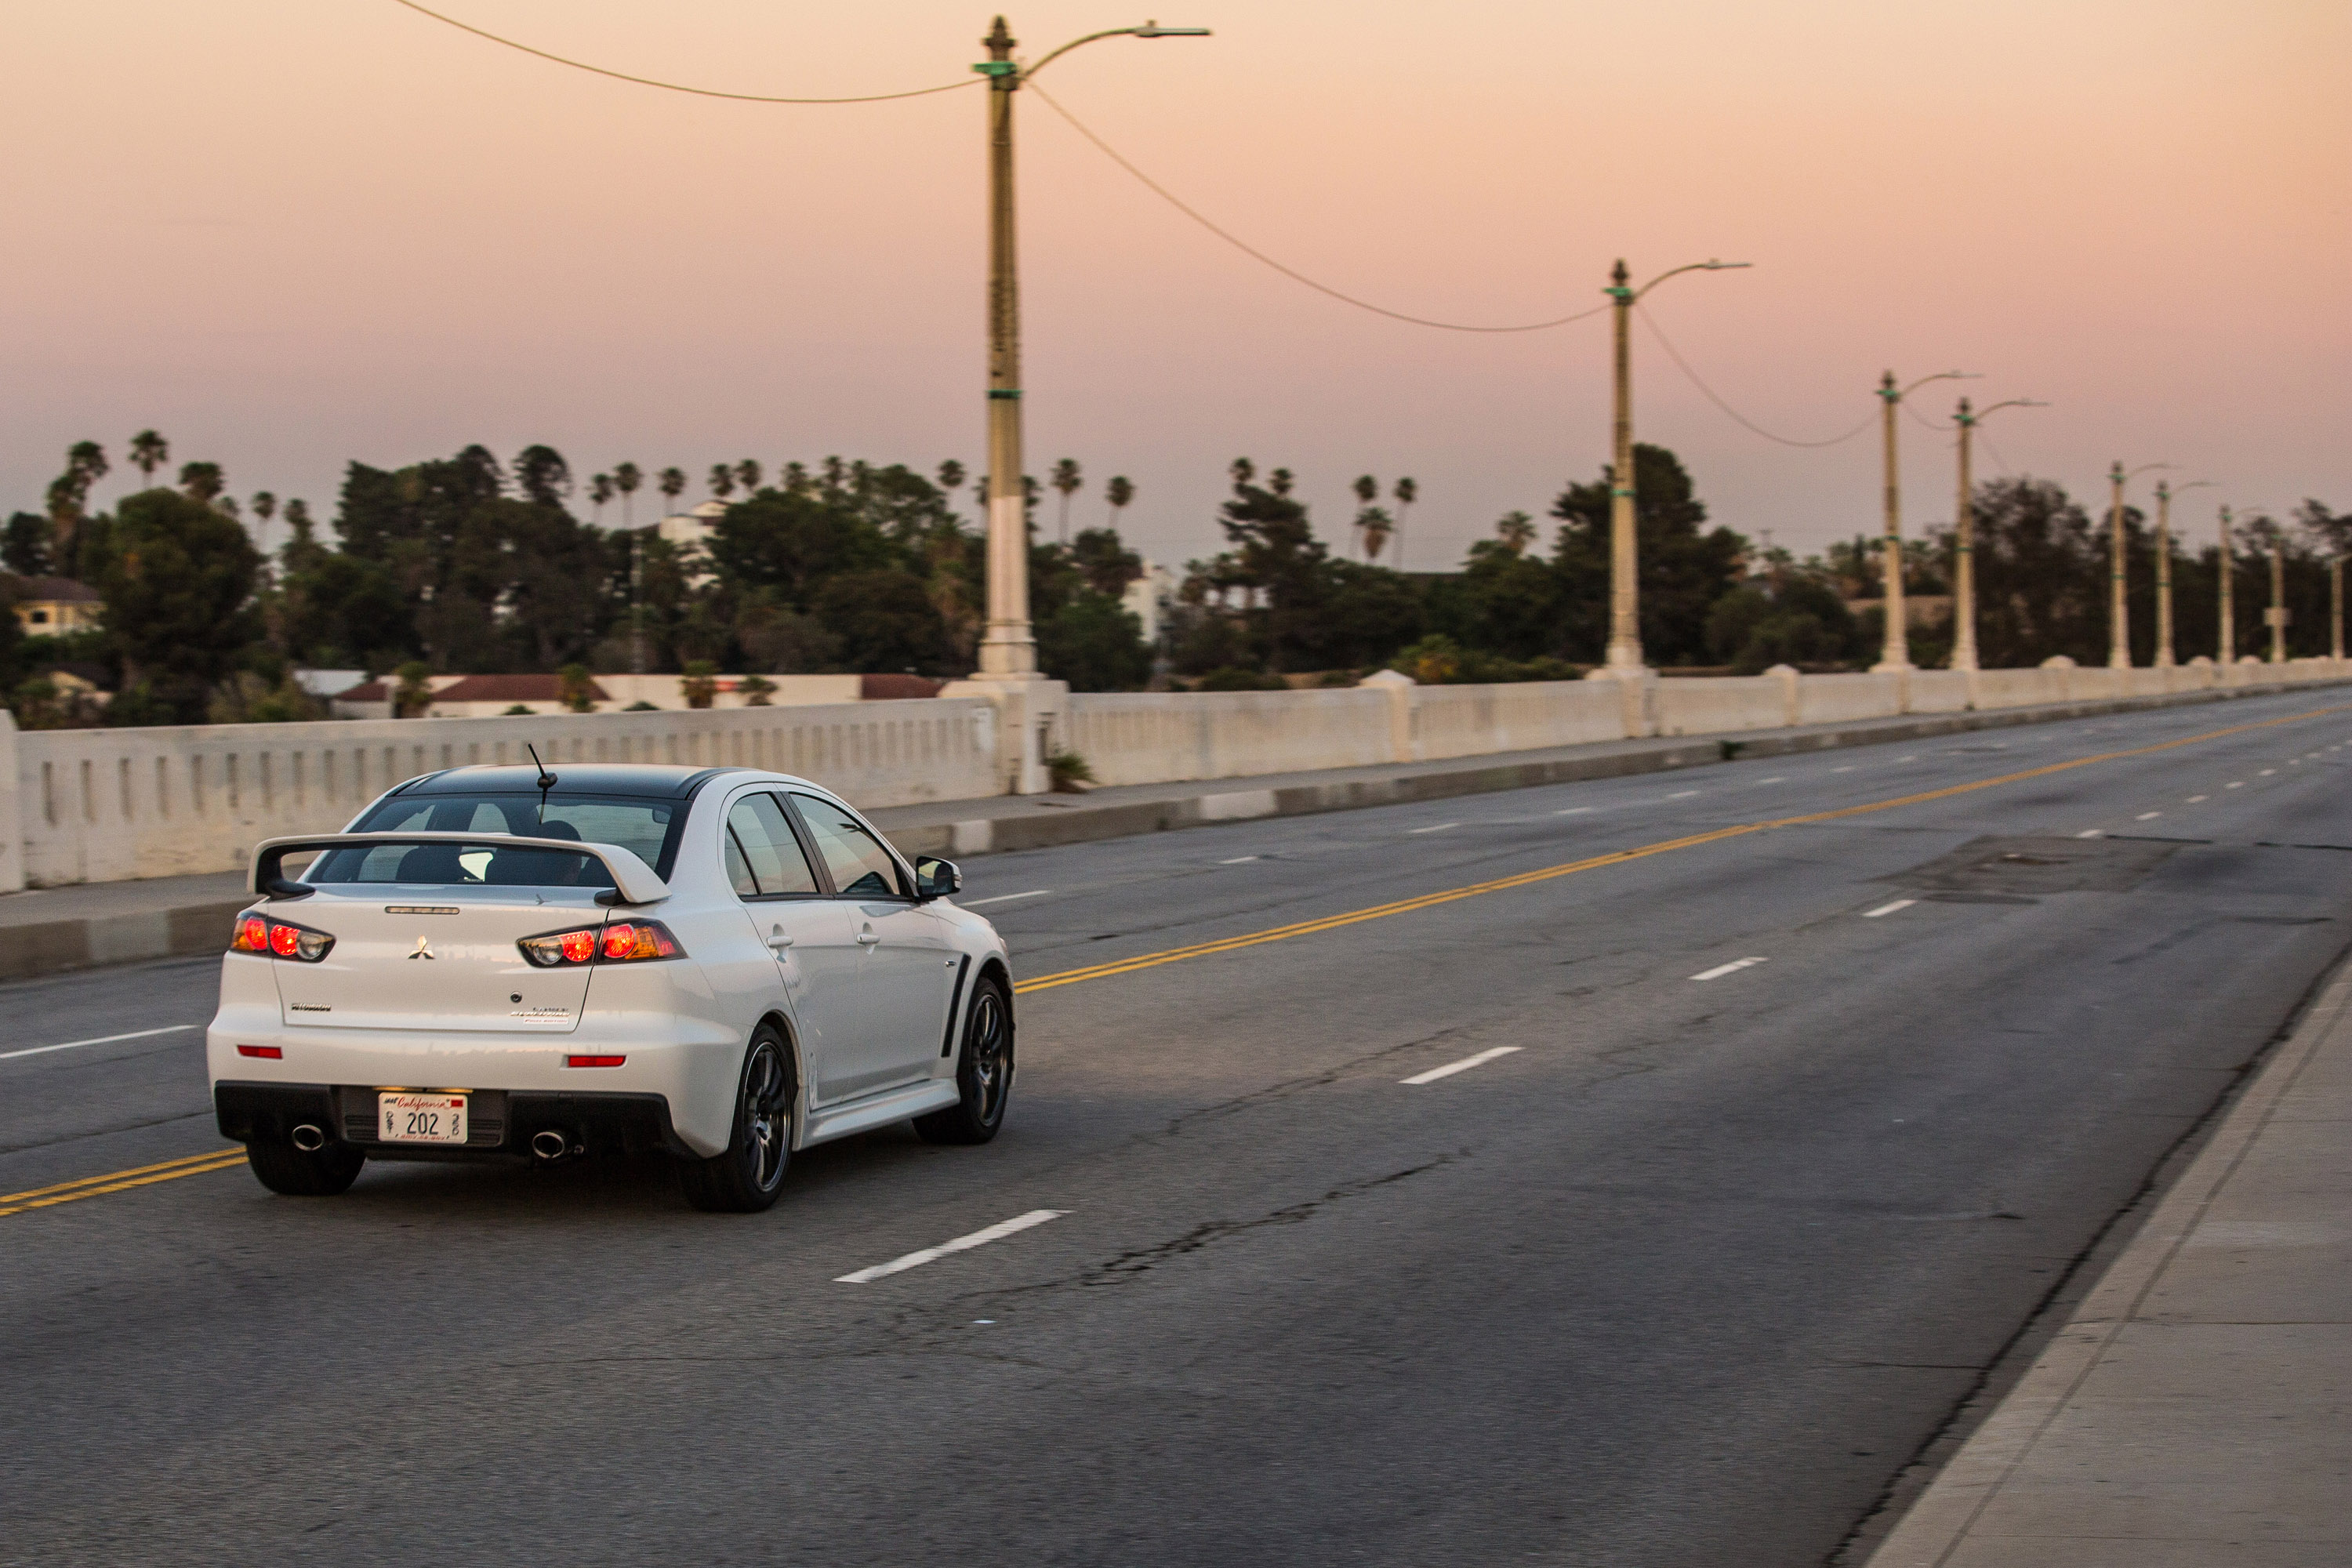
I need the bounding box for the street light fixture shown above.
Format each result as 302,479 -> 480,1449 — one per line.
971,16 -> 1210,684
1948,396 -> 2045,673
1600,259 -> 1751,676
1872,369 -> 1976,673
2105,460 -> 2172,669
2151,478 -> 2214,667
2214,503 -> 2267,666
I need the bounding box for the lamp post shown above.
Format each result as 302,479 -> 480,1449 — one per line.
1948,396 -> 2042,673
971,16 -> 1209,681
1600,257 -> 1750,675
2217,505 -> 2241,664
2269,535 -> 2289,663
2152,478 -> 2214,667
2333,556 -> 2344,662
1872,370 -> 1973,672
2105,460 -> 2171,669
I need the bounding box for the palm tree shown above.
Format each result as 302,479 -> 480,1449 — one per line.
735,459 -> 762,494
708,463 -> 736,503
1105,474 -> 1134,529
1359,506 -> 1395,563
612,463 -> 643,527
1269,468 -> 1295,498
1392,477 -> 1417,571
1229,457 -> 1254,490
1496,510 -> 1536,556
178,460 -> 223,503
820,456 -> 847,495
129,430 -> 169,490
251,492 -> 277,558
1352,475 -> 1377,559
589,472 -> 615,524
782,461 -> 812,495
937,459 -> 966,499
1049,458 -> 1083,543
657,466 -> 686,514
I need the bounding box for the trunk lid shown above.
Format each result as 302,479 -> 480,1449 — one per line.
272,886 -> 608,1033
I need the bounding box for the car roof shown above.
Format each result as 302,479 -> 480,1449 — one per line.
394,764 -> 724,800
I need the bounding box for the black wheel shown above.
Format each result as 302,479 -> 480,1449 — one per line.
916,975 -> 1012,1145
679,1025 -> 794,1213
245,1138 -> 365,1196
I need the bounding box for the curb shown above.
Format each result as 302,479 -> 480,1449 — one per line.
1,680 -> 2339,988
1858,954 -> 2352,1566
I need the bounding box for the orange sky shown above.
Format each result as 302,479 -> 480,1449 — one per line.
5,1 -> 2347,571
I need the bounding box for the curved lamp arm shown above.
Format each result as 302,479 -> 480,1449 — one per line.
1633,259 -> 1750,300
1023,20 -> 1210,81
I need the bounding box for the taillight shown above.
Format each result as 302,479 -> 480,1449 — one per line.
230,914 -> 333,962
519,920 -> 681,967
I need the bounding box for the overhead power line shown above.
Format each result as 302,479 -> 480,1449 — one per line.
1635,305 -> 1875,449
1026,82 -> 1608,334
386,0 -> 984,104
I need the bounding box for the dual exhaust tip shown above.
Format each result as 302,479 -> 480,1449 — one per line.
291,1121 -> 575,1161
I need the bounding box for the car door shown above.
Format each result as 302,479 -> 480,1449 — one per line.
722,789 -> 863,1102
786,790 -> 956,1098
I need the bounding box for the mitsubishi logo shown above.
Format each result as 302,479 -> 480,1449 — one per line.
408,935 -> 436,960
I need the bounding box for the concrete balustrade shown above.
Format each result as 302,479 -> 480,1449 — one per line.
2,656 -> 2343,890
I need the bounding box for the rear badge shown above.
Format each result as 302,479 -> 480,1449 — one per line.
510,1006 -> 571,1019
408,936 -> 436,960
290,1004 -> 332,1012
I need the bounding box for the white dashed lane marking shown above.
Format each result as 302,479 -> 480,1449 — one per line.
2136,811 -> 2162,821
1219,856 -> 1258,865
2186,795 -> 2209,803
1666,790 -> 1700,800
1555,807 -> 1594,816
0,1025 -> 201,1063
1401,1046 -> 1523,1086
1408,822 -> 1460,835
835,1210 -> 1066,1284
964,890 -> 1051,907
1691,956 -> 1769,982
1861,900 -> 1917,919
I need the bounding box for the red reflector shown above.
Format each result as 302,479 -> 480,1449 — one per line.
237,1045 -> 283,1059
564,1054 -> 626,1069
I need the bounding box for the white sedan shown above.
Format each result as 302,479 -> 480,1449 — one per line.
207,762 -> 1014,1212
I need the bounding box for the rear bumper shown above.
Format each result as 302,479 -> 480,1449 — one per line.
214,1080 -> 692,1160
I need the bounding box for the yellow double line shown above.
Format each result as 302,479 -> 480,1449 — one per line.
0,1147 -> 246,1218
9,699 -> 2342,1223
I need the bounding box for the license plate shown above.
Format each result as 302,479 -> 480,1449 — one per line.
379,1092 -> 467,1145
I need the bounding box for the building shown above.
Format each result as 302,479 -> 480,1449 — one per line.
5,575 -> 103,633
1123,561 -> 1178,645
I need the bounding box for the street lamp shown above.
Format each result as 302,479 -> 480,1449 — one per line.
2105,460 -> 2171,669
2152,478 -> 2213,667
1948,395 -> 2043,673
1600,258 -> 1750,675
1872,370 -> 1974,673
2215,503 -> 2267,665
971,16 -> 1210,682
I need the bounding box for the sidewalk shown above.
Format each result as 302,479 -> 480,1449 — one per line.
1864,961 -> 2352,1566
0,679 -> 2320,985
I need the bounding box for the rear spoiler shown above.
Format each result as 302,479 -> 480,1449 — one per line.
249,832 -> 671,906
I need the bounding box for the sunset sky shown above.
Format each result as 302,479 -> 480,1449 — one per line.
5,1 -> 2346,572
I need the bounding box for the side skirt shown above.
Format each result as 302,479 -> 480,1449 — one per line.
799,1080 -> 962,1149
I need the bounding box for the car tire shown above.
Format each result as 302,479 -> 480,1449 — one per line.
245,1138 -> 365,1196
679,1024 -> 794,1214
915,974 -> 1012,1146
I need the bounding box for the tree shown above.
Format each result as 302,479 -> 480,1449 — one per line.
813,570 -> 952,673
1268,468 -> 1295,498
1105,474 -> 1134,529
938,459 -> 966,499
588,473 -> 615,524
4,513 -> 53,576
1549,444 -> 1744,665
709,487 -> 894,608
657,466 -> 686,514
1038,594 -> 1152,691
514,445 -> 572,506
1070,527 -> 1142,598
708,463 -> 736,503
178,460 -> 223,503
681,659 -> 718,709
612,462 -> 642,527
1050,458 -> 1083,543
735,459 -> 763,495
83,487 -> 262,723
129,430 -> 169,488
1218,479 -> 1334,671
1964,477 -> 2105,667
1495,510 -> 1537,555
251,492 -> 277,557
1392,477 -> 1417,568
1229,456 -> 1254,488
1351,475 -> 1377,558
48,441 -> 109,569
1358,506 -> 1394,562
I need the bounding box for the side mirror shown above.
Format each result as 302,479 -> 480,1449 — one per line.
914,856 -> 962,901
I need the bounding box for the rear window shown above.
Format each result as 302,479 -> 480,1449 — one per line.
314,793 -> 688,886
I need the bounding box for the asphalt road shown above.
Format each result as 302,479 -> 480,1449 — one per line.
5,689 -> 2350,1566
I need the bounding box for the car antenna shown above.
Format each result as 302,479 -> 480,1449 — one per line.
526,742 -> 557,825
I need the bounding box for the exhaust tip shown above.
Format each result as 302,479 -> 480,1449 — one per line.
289,1123 -> 328,1152
530,1129 -> 570,1161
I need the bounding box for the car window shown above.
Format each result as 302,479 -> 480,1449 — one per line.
343,792 -> 683,878
725,793 -> 821,898
791,794 -> 906,900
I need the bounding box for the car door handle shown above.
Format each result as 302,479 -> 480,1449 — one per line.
855,930 -> 880,946
767,927 -> 793,950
